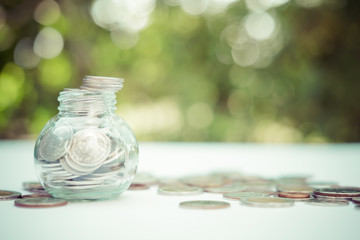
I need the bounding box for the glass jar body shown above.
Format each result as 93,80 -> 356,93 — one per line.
34,112 -> 138,200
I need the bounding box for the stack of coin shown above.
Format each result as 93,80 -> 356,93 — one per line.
81,76 -> 124,92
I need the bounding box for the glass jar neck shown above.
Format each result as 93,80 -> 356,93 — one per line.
57,89 -> 117,117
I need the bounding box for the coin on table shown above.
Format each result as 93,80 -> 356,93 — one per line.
223,192 -> 268,200
39,123 -> 73,162
204,185 -> 246,194
0,190 -> 22,200
14,197 -> 68,208
313,187 -> 360,197
181,176 -> 224,188
277,185 -> 313,193
132,172 -> 158,185
352,197 -> 360,205
305,199 -> 349,207
22,193 -> 53,198
158,185 -> 203,196
312,193 -> 350,201
128,183 -> 150,190
277,191 -> 311,199
23,181 -> 44,191
241,197 -> 295,208
179,200 -> 230,209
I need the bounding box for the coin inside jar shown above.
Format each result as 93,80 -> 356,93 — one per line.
39,123 -> 73,162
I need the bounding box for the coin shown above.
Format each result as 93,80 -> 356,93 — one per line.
39,123 -> 73,162
312,193 -> 350,201
352,197 -> 360,204
241,197 -> 295,208
277,185 -> 313,193
132,172 -> 158,185
158,185 -> 203,196
306,199 -> 349,207
23,181 -> 44,191
128,183 -> 150,190
179,200 -> 230,209
0,190 -> 22,200
14,197 -> 68,208
204,185 -> 246,194
223,192 -> 268,200
313,187 -> 360,197
277,192 -> 311,199
66,129 -> 111,170
181,176 -> 224,188
22,193 -> 53,198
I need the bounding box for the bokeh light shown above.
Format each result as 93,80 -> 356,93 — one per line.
0,0 -> 358,142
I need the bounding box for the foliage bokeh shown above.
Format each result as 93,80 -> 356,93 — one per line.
0,0 -> 359,142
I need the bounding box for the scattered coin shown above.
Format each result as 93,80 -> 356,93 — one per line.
128,183 -> 150,190
277,192 -> 311,199
223,192 -> 268,200
241,197 -> 295,208
277,185 -> 313,193
181,176 -> 224,188
22,193 -> 53,198
313,187 -> 360,197
14,197 -> 68,208
23,181 -> 44,191
352,197 -> 360,205
204,185 -> 246,194
158,185 -> 203,196
306,199 -> 349,207
0,190 -> 22,200
132,172 -> 158,185
179,200 -> 230,209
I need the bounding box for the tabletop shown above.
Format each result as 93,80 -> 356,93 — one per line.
0,141 -> 359,240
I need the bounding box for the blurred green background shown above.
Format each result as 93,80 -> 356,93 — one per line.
0,0 -> 359,142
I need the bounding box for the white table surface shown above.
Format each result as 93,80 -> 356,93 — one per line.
0,141 -> 359,240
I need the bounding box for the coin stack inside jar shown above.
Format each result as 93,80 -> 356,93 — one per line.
34,76 -> 138,200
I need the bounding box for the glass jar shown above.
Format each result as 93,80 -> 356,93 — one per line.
34,76 -> 138,200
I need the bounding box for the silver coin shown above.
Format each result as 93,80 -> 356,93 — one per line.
277,185 -> 313,193
23,181 -> 44,191
313,187 -> 360,197
132,172 -> 158,185
179,200 -> 230,209
307,181 -> 338,188
60,157 -> 94,176
181,175 -> 224,188
0,190 -> 22,200
204,185 -> 246,194
223,191 -> 268,200
39,122 -> 73,162
312,193 -> 350,201
306,199 -> 349,207
158,185 -> 203,196
14,197 -> 68,208
67,129 -> 111,168
241,197 -> 295,208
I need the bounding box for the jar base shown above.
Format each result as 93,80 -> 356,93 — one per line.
46,182 -> 131,201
